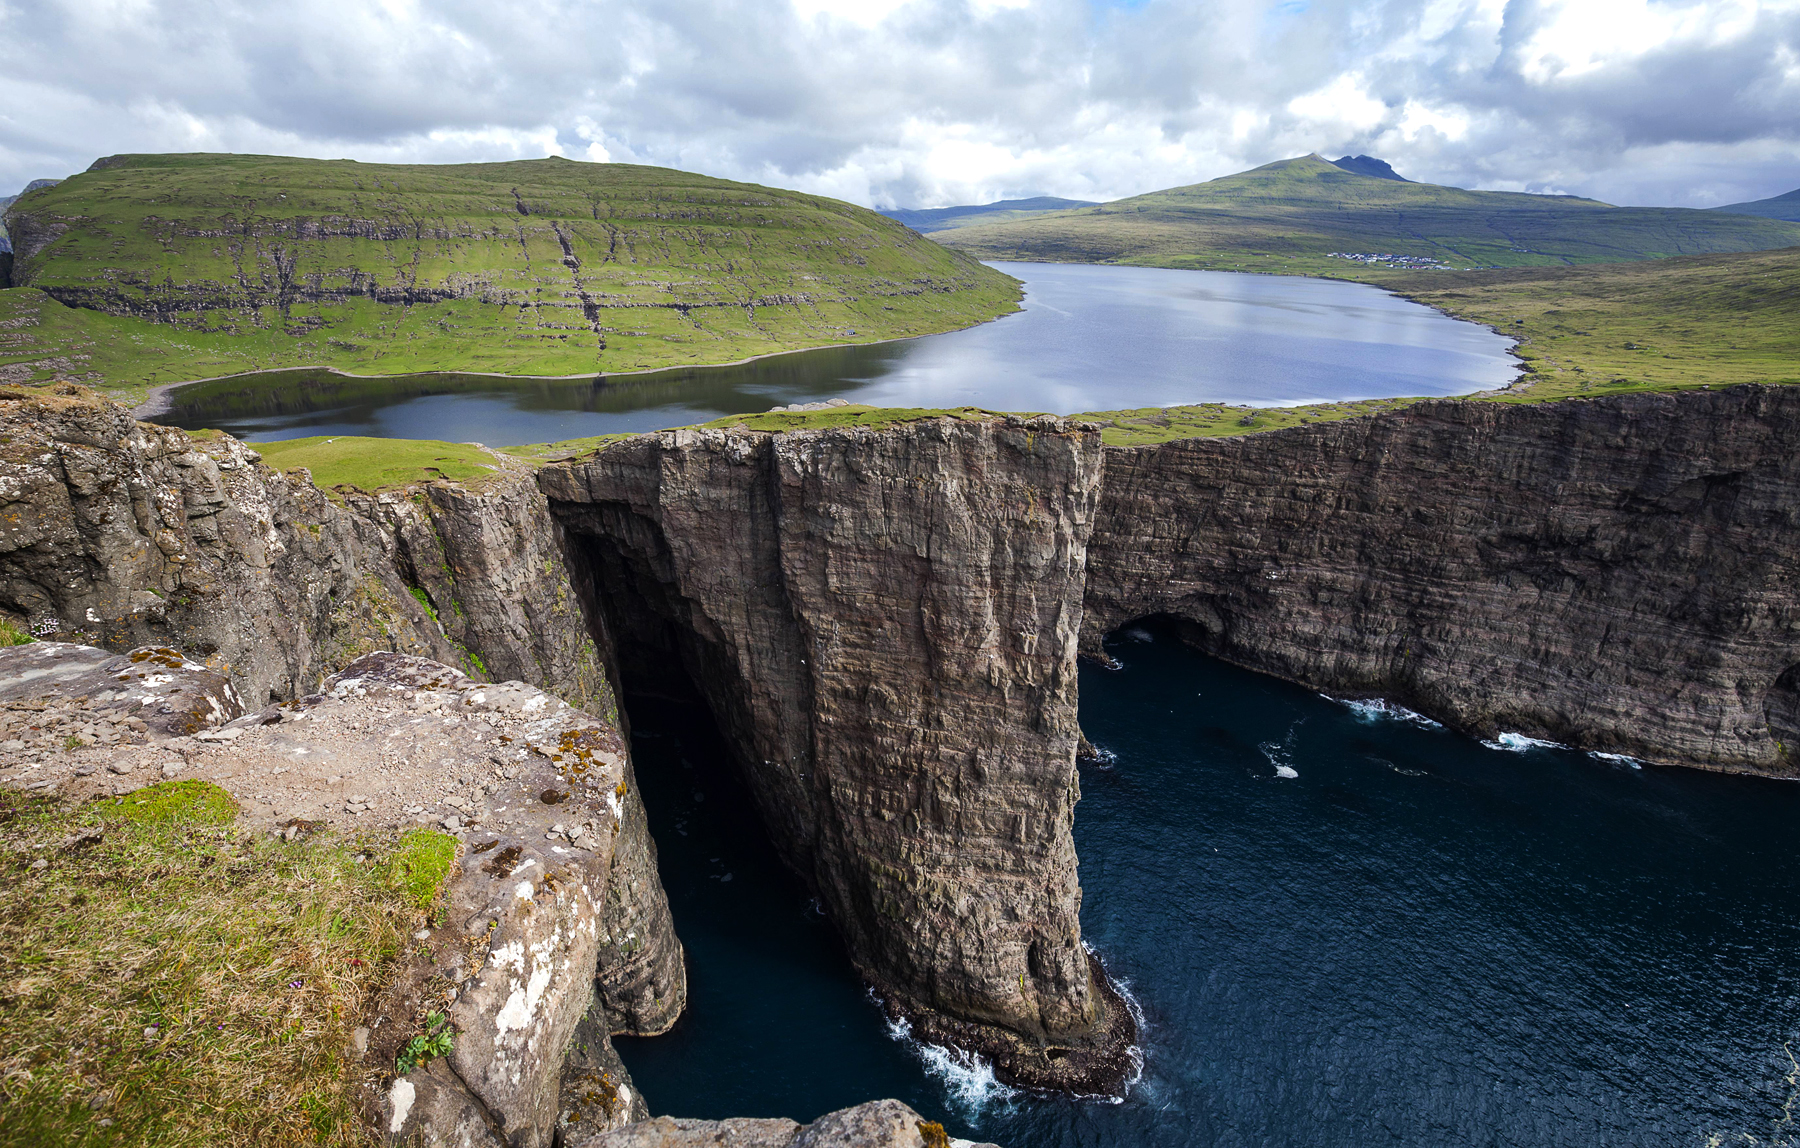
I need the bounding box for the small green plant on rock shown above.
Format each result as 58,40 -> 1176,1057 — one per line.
395,1012 -> 455,1074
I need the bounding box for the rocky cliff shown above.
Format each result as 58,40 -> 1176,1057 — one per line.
0,393 -> 688,1142
1085,385 -> 1800,773
0,387 -> 608,715
541,416 -> 1137,1092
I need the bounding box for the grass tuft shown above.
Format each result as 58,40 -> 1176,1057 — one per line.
386,829 -> 456,912
0,787 -> 443,1146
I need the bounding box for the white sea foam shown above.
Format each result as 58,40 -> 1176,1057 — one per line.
1326,695 -> 1443,729
1481,732 -> 1568,753
1590,751 -> 1643,769
1260,724 -> 1302,779
882,1013 -> 1018,1111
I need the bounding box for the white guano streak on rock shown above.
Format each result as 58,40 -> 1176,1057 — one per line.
388,1078 -> 416,1133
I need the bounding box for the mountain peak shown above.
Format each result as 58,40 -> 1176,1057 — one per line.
1330,156 -> 1411,182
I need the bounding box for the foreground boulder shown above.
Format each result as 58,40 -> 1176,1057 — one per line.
569,1099 -> 999,1148
0,645 -> 683,1147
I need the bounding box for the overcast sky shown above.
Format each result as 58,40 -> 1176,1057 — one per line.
1,0 -> 1796,210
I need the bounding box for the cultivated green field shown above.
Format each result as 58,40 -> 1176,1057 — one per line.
0,153 -> 1020,397
937,155 -> 1800,276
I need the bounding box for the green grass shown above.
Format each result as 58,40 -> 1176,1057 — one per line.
0,784 -> 455,1146
937,155 -> 1800,277
387,829 -> 457,913
0,153 -> 1021,396
1366,246 -> 1800,401
1070,397 -> 1433,446
0,617 -> 32,647
254,435 -> 506,494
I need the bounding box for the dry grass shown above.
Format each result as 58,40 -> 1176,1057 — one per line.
0,782 -> 455,1146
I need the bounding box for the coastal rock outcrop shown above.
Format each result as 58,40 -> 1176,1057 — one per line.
0,388 -> 607,718
541,415 -> 1137,1092
569,1099 -> 999,1148
1084,385 -> 1800,772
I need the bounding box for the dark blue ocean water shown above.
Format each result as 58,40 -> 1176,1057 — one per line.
617,620 -> 1800,1148
146,264 -> 1516,446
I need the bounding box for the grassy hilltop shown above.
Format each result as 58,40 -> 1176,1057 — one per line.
937,155 -> 1800,276
0,153 -> 1020,395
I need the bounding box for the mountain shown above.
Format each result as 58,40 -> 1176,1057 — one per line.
1330,155 -> 1410,181
934,154 -> 1800,276
1711,187 -> 1800,222
878,196 -> 1099,233
0,153 -> 1018,388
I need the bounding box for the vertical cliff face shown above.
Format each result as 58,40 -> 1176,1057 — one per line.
541,415 -> 1138,1091
1085,385 -> 1800,773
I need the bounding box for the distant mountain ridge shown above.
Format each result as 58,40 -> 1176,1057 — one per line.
934,154 -> 1800,276
879,196 -> 1099,233
1711,187 -> 1800,222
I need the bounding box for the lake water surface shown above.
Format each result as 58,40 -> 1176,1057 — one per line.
617,621 -> 1800,1147
148,263 -> 1516,445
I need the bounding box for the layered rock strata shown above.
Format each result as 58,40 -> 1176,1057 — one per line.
541,416 -> 1137,1092
1084,385 -> 1800,773
0,388 -> 608,716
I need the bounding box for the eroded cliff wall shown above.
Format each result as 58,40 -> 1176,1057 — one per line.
1085,385 -> 1800,773
541,415 -> 1136,1091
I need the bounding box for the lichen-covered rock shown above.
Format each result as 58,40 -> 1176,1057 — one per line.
542,415 -> 1135,1092
566,1100 -> 999,1148
0,640 -> 242,737
297,653 -> 676,1148
1084,384 -> 1800,773
0,644 -> 683,1148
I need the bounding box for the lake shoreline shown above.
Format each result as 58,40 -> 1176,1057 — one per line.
127,318 -> 1019,420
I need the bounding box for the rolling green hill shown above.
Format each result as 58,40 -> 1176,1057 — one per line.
1712,187 -> 1800,222
936,155 -> 1800,276
878,196 -> 1099,234
0,153 -> 1019,394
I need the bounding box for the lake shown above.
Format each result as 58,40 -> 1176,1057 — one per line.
145,263 -> 1517,445
617,621 -> 1800,1147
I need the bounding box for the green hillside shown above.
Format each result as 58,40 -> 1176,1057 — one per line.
0,153 -> 1019,395
1712,188 -> 1800,222
936,155 -> 1800,276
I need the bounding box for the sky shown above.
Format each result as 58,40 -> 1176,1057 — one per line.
0,0 -> 1796,210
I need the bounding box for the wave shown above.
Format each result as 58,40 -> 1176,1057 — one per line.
882,1012 -> 1020,1112
1589,750 -> 1643,769
1325,694 -> 1443,729
1481,731 -> 1568,753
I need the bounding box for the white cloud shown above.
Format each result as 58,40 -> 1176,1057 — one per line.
0,0 -> 1795,209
